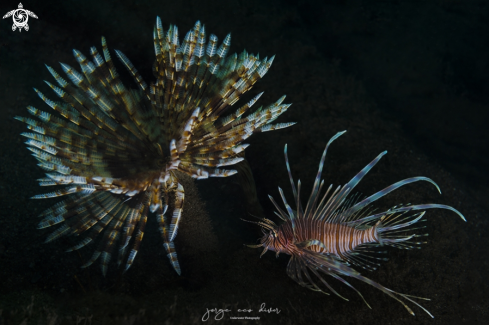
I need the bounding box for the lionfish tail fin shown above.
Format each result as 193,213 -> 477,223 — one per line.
375,211 -> 428,249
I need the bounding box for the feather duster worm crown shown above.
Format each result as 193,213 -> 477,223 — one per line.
247,131 -> 465,317
16,17 -> 295,276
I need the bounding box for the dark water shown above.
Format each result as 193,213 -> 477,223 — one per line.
0,0 -> 487,324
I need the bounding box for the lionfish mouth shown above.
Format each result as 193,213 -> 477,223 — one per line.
16,17 -> 295,276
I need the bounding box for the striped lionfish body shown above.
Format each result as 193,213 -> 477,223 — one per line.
16,17 -> 294,276
248,131 -> 465,317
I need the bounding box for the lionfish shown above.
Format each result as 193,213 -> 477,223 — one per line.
15,17 -> 294,276
247,131 -> 465,317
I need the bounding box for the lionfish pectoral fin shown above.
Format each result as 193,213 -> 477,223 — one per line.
348,272 -> 434,318
287,251 -> 350,300
292,247 -> 432,317
296,236 -> 433,317
295,239 -> 328,251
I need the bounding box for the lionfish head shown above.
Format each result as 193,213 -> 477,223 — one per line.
242,217 -> 287,257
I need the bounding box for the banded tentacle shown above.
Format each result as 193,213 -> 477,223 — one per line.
18,17 -> 295,275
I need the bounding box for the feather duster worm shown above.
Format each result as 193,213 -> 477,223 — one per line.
247,131 -> 465,317
16,17 -> 294,276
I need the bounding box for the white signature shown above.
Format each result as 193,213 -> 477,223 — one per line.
202,303 -> 281,321
202,308 -> 231,321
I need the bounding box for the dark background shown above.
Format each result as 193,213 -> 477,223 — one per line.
0,0 -> 487,324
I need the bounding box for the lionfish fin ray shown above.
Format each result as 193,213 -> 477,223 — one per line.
324,151 -> 388,225
341,177 -> 440,222
348,203 -> 466,226
288,251 -> 349,300
304,130 -> 346,217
